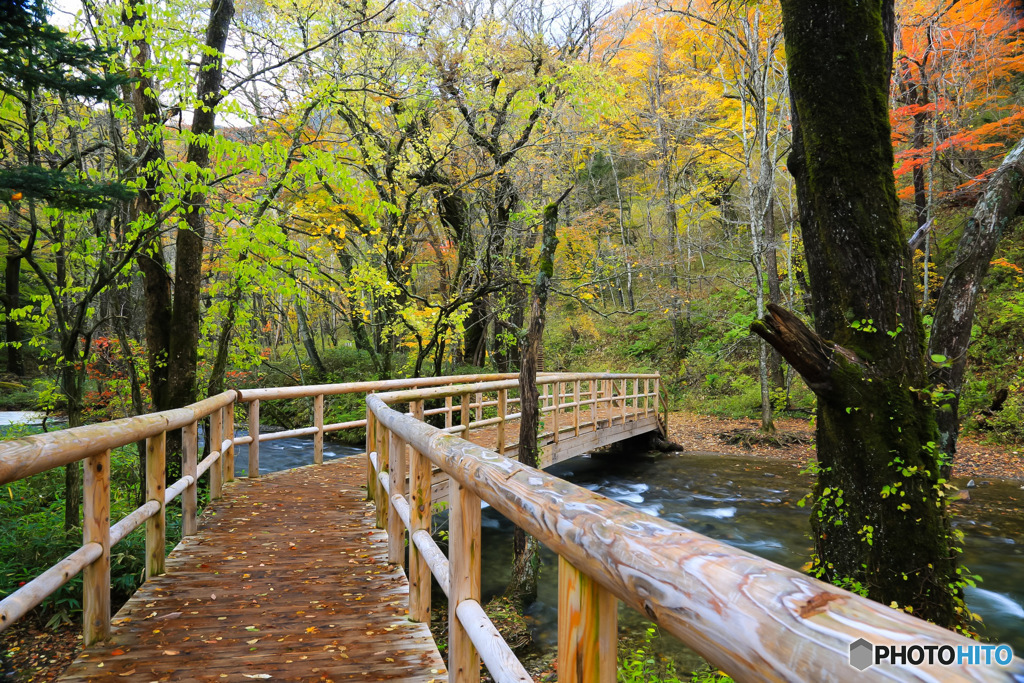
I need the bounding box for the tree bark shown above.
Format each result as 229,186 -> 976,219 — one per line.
164,0 -> 235,411
505,187 -> 572,609
123,0 -> 173,413
3,232 -> 24,376
928,138 -> 1024,473
297,300 -> 326,380
754,0 -> 963,628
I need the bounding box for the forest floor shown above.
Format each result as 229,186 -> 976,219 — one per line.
4,412 -> 1023,681
666,411 -> 1024,480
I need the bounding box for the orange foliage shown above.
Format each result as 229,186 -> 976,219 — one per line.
891,0 -> 1024,208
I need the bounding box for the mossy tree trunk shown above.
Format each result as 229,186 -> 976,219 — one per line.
753,0 -> 965,629
505,187 -> 572,609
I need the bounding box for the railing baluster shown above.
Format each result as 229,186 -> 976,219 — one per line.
365,408 -> 376,502
82,448 -> 110,645
445,394 -> 453,429
145,432 -> 166,579
388,428 -> 407,567
475,390 -> 482,422
574,380 -> 580,437
408,400 -> 431,622
249,399 -> 260,478
314,394 -> 324,465
375,424 -> 389,530
210,407 -> 223,500
552,381 -> 560,443
183,421 -> 198,536
461,392 -> 471,438
620,379 -> 627,425
449,476 -> 481,683
496,388 -> 507,455
558,556 -> 617,683
225,401 -> 235,482
654,376 -> 660,422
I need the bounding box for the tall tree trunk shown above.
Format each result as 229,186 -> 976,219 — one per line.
929,138 -> 1024,474
165,0 -> 235,411
763,197 -> 785,389
754,0 -> 963,628
505,187 -> 572,609
124,0 -> 173,412
296,300 -> 326,380
462,300 -> 488,366
3,231 -> 24,376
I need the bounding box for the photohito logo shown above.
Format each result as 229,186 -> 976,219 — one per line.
849,639 -> 1015,670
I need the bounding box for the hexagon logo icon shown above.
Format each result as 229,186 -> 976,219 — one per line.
850,638 -> 874,671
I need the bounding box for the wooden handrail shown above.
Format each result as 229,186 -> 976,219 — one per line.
0,373 -> 551,646
0,391 -> 238,644
365,371 -> 1024,682
365,372 -> 662,682
0,391 -> 236,483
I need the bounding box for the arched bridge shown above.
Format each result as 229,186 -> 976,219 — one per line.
0,373 -> 1021,682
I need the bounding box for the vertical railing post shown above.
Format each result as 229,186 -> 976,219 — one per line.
365,407 -> 376,501
249,399 -> 260,478
654,376 -> 660,421
387,428 -> 407,567
146,431 -> 166,579
552,380 -> 560,443
574,379 -> 580,437
644,379 -> 650,416
496,388 -> 507,455
314,394 -> 324,465
82,448 -> 110,645
375,423 -> 389,530
449,477 -> 481,683
634,377 -> 640,421
445,395 -> 453,429
409,400 -> 431,622
591,380 -> 598,432
225,401 -> 235,482
558,556 -> 617,683
461,392 -> 471,438
475,390 -> 482,422
620,379 -> 627,425
210,407 -> 223,500
183,421 -> 198,536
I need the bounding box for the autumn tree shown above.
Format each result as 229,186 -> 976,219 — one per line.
0,0 -> 135,528
753,0 -> 966,628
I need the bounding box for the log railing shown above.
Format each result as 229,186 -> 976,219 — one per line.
0,373 -> 521,646
366,373 -> 1023,683
0,391 -> 238,645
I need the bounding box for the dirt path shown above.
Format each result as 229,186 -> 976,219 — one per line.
666,411 -> 1024,480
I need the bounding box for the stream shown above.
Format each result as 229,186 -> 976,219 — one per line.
476,452 -> 1024,664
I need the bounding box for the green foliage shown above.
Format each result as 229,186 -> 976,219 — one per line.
618,627 -> 684,683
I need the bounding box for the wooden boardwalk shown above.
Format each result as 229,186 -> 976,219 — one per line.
60,457 -> 446,682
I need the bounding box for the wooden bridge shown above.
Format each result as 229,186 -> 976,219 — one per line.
1,372 -> 1021,682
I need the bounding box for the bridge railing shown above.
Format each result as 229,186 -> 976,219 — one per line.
366,373 -> 1023,683
0,373 -> 521,646
0,391 -> 238,645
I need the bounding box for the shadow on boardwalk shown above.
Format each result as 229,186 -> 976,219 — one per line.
60,457 -> 446,682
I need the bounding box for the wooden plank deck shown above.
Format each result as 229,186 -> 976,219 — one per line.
59,457 -> 447,683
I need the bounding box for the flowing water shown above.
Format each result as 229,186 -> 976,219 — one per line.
475,452 -> 1024,661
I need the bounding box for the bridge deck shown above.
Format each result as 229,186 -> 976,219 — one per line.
59,457 -> 446,683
